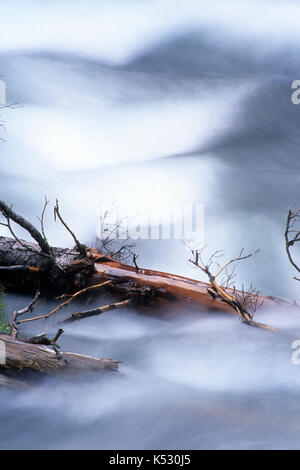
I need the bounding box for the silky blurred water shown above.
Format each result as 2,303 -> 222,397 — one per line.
0,0 -> 300,449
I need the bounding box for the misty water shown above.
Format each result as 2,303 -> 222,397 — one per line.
1,0 -> 300,449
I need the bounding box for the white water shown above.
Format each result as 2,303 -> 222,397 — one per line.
1,0 -> 300,449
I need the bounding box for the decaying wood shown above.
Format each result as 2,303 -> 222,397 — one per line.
0,235 -> 232,314
0,199 -> 282,318
0,198 -> 123,387
89,250 -> 283,313
0,333 -> 119,388
0,236 -> 95,292
0,198 -> 292,387
0,235 -> 286,317
0,235 -> 287,323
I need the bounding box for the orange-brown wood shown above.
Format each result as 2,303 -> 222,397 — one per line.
87,250 -> 283,314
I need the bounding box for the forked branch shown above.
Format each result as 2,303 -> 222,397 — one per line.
188,245 -> 273,330
0,200 -> 52,255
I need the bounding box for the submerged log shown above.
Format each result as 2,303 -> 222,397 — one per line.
0,333 -> 119,388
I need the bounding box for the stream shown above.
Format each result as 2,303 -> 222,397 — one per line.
0,0 -> 300,449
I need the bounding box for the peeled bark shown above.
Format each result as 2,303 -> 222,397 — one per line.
88,250 -> 285,313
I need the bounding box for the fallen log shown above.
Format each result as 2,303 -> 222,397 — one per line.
0,197 -> 288,387
88,250 -> 285,314
0,236 -> 288,317
0,235 -> 232,313
92,255 -> 232,312
0,198 -> 293,389
0,236 -> 95,292
0,333 -> 119,388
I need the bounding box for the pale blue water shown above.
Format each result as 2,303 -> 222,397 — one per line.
0,0 -> 300,450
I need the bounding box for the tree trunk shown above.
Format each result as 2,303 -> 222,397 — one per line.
0,236 -> 95,292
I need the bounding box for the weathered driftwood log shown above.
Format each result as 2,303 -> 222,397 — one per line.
0,333 -> 119,388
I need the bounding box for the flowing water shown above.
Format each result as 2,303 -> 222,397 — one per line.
0,0 -> 300,449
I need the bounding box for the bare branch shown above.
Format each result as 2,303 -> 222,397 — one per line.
0,211 -> 51,260
62,299 -> 132,323
17,280 -> 112,324
9,289 -> 42,338
235,284 -> 264,318
133,254 -> 139,272
214,249 -> 259,279
15,290 -> 42,317
54,199 -> 86,257
188,244 -> 268,329
0,200 -> 52,255
285,206 -> 300,279
37,196 -> 50,247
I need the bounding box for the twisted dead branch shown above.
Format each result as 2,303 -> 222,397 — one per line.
285,205 -> 300,281
187,244 -> 275,331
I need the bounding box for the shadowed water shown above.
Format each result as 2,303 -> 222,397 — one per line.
1,293 -> 300,450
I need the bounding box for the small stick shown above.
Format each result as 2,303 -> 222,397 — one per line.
16,290 -> 42,316
62,299 -> 132,323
